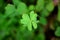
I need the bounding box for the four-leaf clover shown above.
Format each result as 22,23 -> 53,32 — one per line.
21,11 -> 38,31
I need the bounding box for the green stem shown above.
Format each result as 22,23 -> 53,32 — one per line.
57,1 -> 60,21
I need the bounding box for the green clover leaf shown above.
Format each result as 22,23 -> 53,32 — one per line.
29,5 -> 35,11
5,4 -> 16,16
36,0 -> 44,12
46,1 -> 54,12
21,13 -> 32,31
12,0 -> 20,6
30,11 -> 37,29
16,2 -> 28,15
21,11 -> 37,31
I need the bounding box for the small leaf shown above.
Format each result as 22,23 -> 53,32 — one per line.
16,2 -> 28,15
55,27 -> 60,36
29,5 -> 35,11
46,2 -> 54,12
30,11 -> 37,29
32,22 -> 37,29
5,4 -> 16,16
36,0 -> 44,12
40,17 -> 47,25
30,11 -> 37,21
21,14 -> 32,31
21,14 -> 30,25
12,0 -> 20,6
41,9 -> 50,17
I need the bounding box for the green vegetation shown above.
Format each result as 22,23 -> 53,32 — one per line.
0,0 -> 60,40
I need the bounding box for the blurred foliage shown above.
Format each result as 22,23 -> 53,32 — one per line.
0,0 -> 60,40
55,27 -> 60,36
